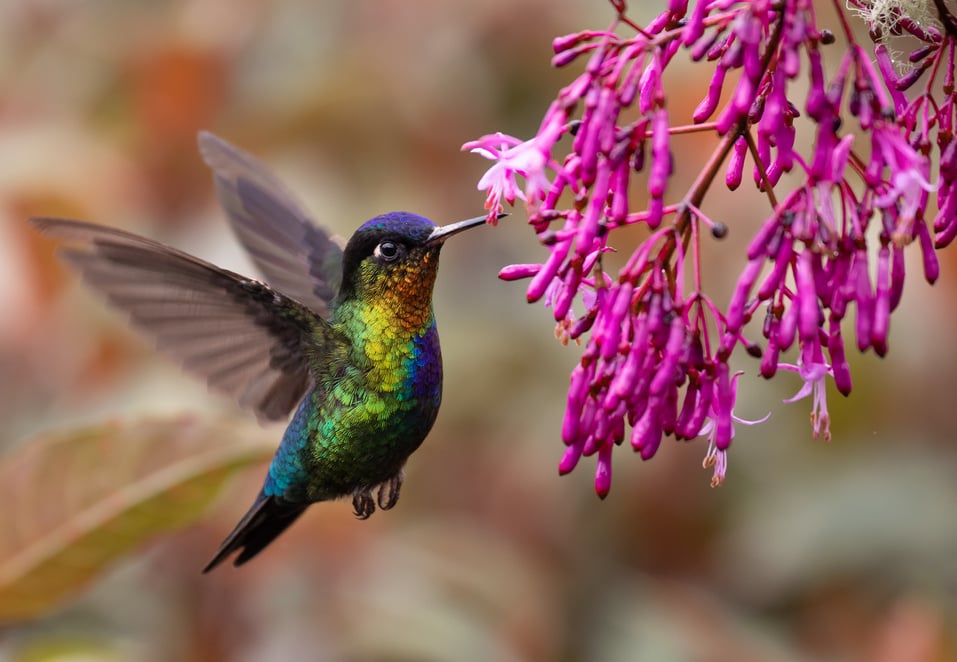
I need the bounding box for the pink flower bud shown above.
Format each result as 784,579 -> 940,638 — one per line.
889,245 -> 905,312
562,363 -> 590,444
852,248 -> 874,352
761,337 -> 780,378
650,318 -> 686,396
757,240 -> 793,300
674,380 -> 700,440
553,31 -> 595,54
726,259 -> 763,332
558,438 -> 584,475
498,264 -> 542,281
713,362 -> 734,451
933,192 -> 957,247
725,135 -> 747,190
607,320 -> 649,407
694,67 -> 727,123
871,246 -> 890,356
828,320 -> 852,396
648,108 -> 671,198
632,404 -> 662,460
805,49 -> 829,120
895,58 -> 932,90
795,250 -> 821,345
916,219 -> 940,283
638,60 -> 661,115
552,267 -> 581,322
526,245 -> 567,302
776,299 -> 798,351
600,282 -> 633,361
594,443 -> 613,498
682,0 -> 708,46
552,42 -> 598,68
609,160 -> 631,224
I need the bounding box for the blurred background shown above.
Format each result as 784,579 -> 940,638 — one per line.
2,1 -> 957,660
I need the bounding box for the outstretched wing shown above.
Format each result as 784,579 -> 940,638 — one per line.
198,131 -> 344,318
32,217 -> 347,422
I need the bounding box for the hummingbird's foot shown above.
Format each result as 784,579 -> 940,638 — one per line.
352,489 -> 376,520
351,470 -> 404,518
376,470 -> 403,510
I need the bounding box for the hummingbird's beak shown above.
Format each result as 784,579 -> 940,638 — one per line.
426,213 -> 507,245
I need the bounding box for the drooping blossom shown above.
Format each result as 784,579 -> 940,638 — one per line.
466,0 -> 957,496
465,133 -> 552,221
780,342 -> 834,442
698,371 -> 771,487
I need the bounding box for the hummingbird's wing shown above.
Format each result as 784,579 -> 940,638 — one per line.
32,217 -> 347,422
198,131 -> 344,319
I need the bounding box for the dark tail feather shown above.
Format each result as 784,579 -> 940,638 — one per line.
203,494 -> 307,572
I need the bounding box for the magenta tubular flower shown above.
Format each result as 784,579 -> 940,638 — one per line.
780,341 -> 833,442
465,0 -> 957,496
465,133 -> 553,221
699,370 -> 770,487
870,123 -> 936,245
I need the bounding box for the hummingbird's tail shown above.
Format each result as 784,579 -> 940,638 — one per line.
203,494 -> 307,572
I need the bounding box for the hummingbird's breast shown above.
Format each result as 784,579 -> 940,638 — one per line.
264,298 -> 443,502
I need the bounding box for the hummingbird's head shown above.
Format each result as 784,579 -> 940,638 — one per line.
336,212 -> 486,320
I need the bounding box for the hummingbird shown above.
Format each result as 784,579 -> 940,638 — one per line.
31,131 -> 491,571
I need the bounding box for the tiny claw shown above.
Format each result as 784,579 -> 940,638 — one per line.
376,470 -> 404,510
352,490 -> 376,520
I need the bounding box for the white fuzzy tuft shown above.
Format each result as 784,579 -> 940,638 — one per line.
848,0 -> 940,36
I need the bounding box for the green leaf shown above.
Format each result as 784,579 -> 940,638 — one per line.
0,415 -> 274,623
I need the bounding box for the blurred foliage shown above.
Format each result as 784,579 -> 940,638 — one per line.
1,1 -> 957,661
0,416 -> 274,623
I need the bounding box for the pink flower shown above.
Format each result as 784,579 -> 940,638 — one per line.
780,344 -> 833,442
698,371 -> 770,487
463,132 -> 552,221
465,0 -> 954,494
871,124 -> 936,243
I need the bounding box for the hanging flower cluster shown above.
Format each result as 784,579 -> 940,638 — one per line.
464,0 -> 954,495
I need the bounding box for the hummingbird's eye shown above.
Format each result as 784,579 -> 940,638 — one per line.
374,240 -> 402,262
